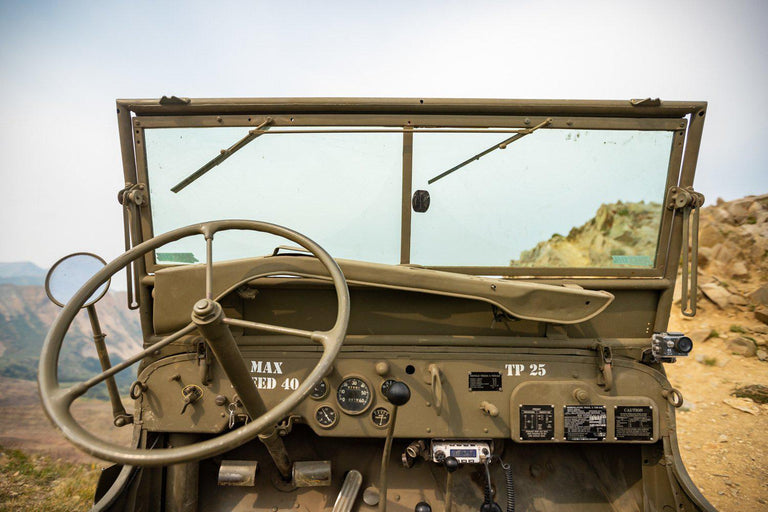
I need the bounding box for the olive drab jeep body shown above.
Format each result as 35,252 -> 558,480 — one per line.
39,98 -> 715,511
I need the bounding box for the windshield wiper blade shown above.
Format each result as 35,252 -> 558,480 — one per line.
427,118 -> 552,185
171,117 -> 273,193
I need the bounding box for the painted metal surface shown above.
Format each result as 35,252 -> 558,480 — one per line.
40,98 -> 713,511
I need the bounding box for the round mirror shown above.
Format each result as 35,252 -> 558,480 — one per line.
45,252 -> 110,308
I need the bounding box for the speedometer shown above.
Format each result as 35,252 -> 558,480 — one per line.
336,377 -> 372,415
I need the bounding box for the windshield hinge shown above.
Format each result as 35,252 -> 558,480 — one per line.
667,186 -> 706,317
117,183 -> 146,310
596,343 -> 613,391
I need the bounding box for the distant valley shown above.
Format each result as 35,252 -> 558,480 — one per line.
0,262 -> 142,396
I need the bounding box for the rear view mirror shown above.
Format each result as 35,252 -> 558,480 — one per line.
45,252 -> 110,308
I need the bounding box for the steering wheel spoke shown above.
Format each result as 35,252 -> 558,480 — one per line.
222,317 -> 320,341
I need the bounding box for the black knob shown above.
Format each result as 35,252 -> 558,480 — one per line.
415,502 -> 432,512
444,456 -> 459,473
386,381 -> 411,406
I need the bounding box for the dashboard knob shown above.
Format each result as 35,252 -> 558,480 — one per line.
415,502 -> 432,512
444,456 -> 459,473
386,381 -> 411,406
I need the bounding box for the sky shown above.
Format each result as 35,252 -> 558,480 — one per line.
1,0 -> 766,273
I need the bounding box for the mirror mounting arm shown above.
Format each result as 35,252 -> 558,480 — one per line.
86,305 -> 133,427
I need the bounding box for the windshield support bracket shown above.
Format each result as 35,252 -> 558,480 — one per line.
667,186 -> 705,317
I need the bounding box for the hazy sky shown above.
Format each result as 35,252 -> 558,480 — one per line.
1,0 -> 766,271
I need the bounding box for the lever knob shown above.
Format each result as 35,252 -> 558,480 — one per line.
386,381 -> 411,406
414,502 -> 432,512
444,456 -> 459,473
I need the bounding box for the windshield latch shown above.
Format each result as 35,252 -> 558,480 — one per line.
596,343 -> 613,391
667,186 -> 705,317
630,98 -> 661,107
159,95 -> 191,105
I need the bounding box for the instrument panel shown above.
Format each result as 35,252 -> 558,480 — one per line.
137,350 -> 666,442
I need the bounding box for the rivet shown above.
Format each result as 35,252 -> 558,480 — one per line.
426,401 -> 431,407
524,118 -> 531,125
484,428 -> 489,433
426,427 -> 431,433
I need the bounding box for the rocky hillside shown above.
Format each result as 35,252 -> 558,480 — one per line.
0,263 -> 142,392
693,193 -> 768,317
512,201 -> 662,267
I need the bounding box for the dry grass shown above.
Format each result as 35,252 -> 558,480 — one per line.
0,445 -> 100,512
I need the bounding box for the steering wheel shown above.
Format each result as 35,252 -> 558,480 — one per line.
38,220 -> 350,466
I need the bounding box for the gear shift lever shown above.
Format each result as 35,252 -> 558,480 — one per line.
379,381 -> 411,512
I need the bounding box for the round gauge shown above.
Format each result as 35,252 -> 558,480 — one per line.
380,379 -> 397,401
371,407 -> 391,428
336,377 -> 373,415
310,379 -> 329,400
315,405 -> 338,429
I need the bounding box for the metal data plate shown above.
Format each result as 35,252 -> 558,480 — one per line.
563,405 -> 607,441
519,405 -> 555,441
468,372 -> 502,391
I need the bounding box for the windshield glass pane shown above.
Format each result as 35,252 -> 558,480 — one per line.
144,127 -> 402,264
411,129 -> 673,268
143,124 -> 674,269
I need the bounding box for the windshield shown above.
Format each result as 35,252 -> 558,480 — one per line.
143,123 -> 674,270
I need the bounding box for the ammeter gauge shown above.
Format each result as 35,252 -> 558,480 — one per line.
315,406 -> 338,429
336,377 -> 372,415
310,379 -> 329,400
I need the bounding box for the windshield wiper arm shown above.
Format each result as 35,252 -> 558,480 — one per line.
171,117 -> 273,193
427,118 -> 552,185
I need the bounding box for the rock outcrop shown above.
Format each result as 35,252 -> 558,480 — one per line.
512,201 -> 662,267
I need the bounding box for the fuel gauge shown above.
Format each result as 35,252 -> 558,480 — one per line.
315,405 -> 338,429
371,407 -> 391,428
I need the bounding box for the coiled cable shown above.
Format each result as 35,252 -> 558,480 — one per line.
500,460 -> 515,512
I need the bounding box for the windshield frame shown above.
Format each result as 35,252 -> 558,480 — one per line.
119,99 -> 702,280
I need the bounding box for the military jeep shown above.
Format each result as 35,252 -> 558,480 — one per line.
39,98 -> 715,511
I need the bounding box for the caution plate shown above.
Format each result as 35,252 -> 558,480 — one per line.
614,406 -> 654,441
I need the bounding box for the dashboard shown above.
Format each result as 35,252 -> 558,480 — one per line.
136,346 -> 665,444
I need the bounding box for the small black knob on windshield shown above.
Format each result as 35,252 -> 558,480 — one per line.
414,502 -> 432,512
385,381 -> 411,406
